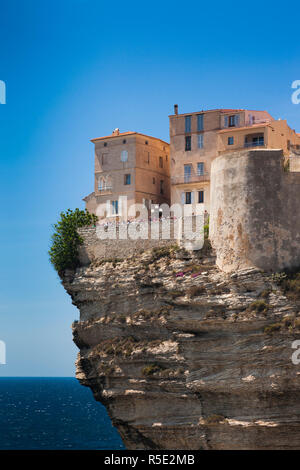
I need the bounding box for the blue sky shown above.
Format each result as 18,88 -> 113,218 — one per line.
0,0 -> 299,376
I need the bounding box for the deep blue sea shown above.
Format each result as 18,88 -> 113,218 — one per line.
0,377 -> 125,450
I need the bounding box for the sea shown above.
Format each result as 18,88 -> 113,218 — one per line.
0,377 -> 125,450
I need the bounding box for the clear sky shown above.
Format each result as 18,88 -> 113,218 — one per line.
0,0 -> 299,376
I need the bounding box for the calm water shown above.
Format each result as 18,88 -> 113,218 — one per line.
0,377 -> 125,449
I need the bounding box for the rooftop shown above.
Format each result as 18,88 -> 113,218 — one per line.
91,131 -> 169,146
218,122 -> 273,133
168,108 -> 270,117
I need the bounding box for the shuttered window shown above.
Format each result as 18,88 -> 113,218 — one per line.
124,174 -> 131,185
197,114 -> 204,131
184,164 -> 192,182
197,134 -> 204,149
112,200 -> 119,215
197,162 -> 204,175
185,115 -> 191,133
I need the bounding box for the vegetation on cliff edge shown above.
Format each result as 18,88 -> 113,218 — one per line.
49,208 -> 97,275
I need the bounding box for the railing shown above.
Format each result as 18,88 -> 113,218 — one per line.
244,141 -> 265,148
97,186 -> 113,193
244,119 -> 271,126
171,173 -> 210,185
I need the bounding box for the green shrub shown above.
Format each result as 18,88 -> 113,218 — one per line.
264,316 -> 300,334
260,290 -> 271,299
142,363 -> 165,376
283,159 -> 290,172
271,272 -> 287,284
150,245 -> 179,263
264,323 -> 282,334
168,290 -> 184,298
248,300 -> 270,314
49,208 -> 97,275
204,216 -> 209,239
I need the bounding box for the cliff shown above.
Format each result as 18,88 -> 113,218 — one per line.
62,241 -> 300,450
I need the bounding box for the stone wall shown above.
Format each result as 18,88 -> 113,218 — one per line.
210,149 -> 300,272
77,217 -> 204,264
77,225 -> 175,264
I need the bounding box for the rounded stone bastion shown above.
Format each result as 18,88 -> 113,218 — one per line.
210,148 -> 300,273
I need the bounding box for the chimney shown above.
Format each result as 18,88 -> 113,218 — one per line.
174,104 -> 178,115
112,128 -> 120,136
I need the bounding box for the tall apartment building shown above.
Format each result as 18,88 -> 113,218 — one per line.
84,129 -> 170,220
169,106 -> 300,212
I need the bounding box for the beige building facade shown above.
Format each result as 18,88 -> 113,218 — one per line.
84,129 -> 170,221
169,106 -> 300,213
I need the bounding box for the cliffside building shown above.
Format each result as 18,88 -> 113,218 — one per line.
84,108 -> 300,220
169,106 -> 300,212
84,129 -> 170,220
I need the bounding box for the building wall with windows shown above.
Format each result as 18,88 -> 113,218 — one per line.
168,107 -> 300,213
84,130 -> 170,220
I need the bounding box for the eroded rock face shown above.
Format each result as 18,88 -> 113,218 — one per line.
62,247 -> 300,449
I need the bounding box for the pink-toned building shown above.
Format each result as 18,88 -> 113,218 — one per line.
169,105 -> 300,212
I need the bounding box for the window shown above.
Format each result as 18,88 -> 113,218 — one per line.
153,177 -> 155,184
112,200 -> 119,215
98,177 -> 104,191
185,115 -> 191,133
198,191 -> 204,203
145,140 -> 148,145
185,135 -> 191,151
121,150 -> 128,162
181,191 -> 194,205
228,136 -> 234,145
123,139 -> 126,144
185,192 -> 192,204
145,151 -> 150,164
253,136 -> 264,146
225,114 -> 240,127
159,156 -> 163,168
197,134 -> 204,149
160,180 -> 164,194
124,174 -> 131,185
166,155 -> 168,161
197,162 -> 204,175
184,164 -> 192,182
197,114 -> 204,131
104,142 -> 107,147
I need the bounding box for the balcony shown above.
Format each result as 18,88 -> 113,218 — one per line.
97,186 -> 112,195
171,172 -> 210,185
244,118 -> 271,126
244,141 -> 265,148
244,133 -> 265,149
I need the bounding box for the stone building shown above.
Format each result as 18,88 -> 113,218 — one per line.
84,129 -> 170,221
169,105 -> 300,212
84,107 -> 300,220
